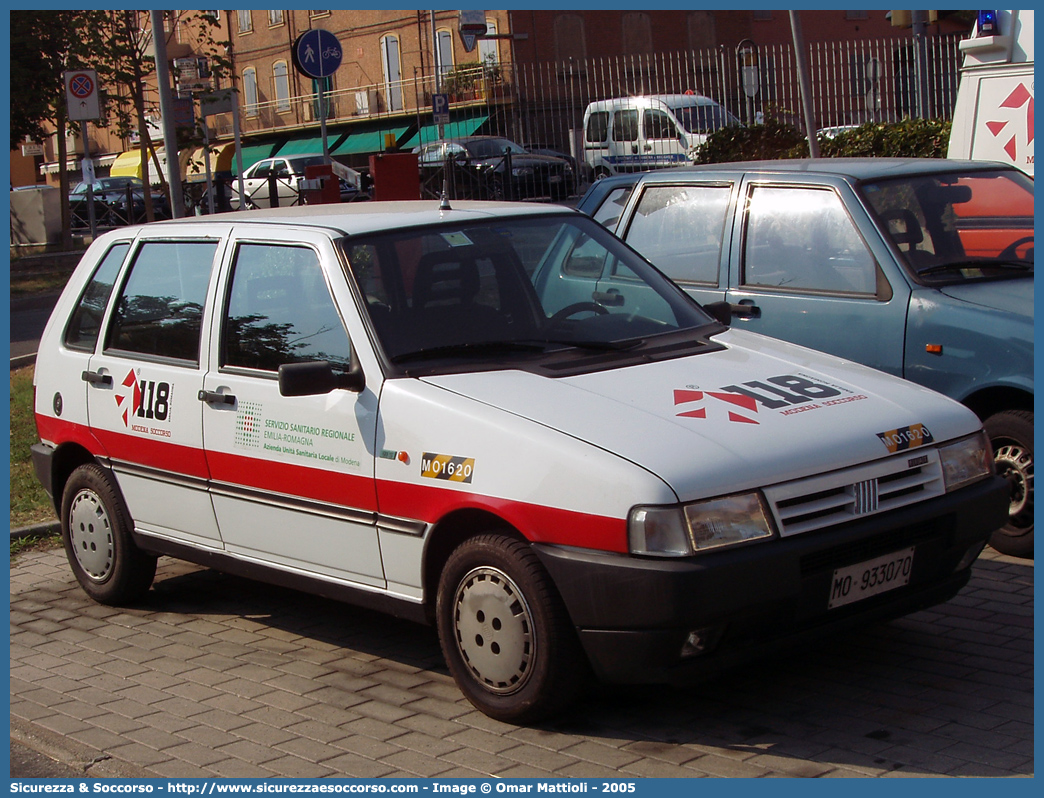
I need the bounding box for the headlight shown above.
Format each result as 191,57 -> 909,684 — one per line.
940,431 -> 993,492
629,492 -> 775,557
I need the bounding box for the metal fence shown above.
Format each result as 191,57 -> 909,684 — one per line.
214,34 -> 964,162
501,34 -> 964,158
95,34 -> 965,223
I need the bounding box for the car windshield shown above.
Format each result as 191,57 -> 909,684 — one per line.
342,214 -> 718,374
464,138 -> 527,158
861,169 -> 1034,283
668,102 -> 739,134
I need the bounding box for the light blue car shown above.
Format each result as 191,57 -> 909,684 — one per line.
580,158 -> 1034,557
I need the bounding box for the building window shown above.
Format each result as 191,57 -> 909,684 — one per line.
479,19 -> 499,66
553,14 -> 586,63
243,67 -> 258,116
380,34 -> 403,112
237,10 -> 252,33
310,11 -> 330,18
435,29 -> 454,79
269,10 -> 283,27
622,13 -> 652,54
273,61 -> 290,113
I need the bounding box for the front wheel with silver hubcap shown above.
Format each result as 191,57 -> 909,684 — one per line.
436,533 -> 589,723
984,410 -> 1033,558
61,464 -> 157,605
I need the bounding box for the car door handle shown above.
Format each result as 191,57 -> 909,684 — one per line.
592,290 -> 625,306
732,301 -> 760,319
81,370 -> 112,387
198,389 -> 236,406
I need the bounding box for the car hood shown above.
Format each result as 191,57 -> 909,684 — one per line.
937,277 -> 1033,318
421,329 -> 980,501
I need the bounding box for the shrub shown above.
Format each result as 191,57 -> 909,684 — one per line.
694,117 -> 806,164
696,116 -> 953,163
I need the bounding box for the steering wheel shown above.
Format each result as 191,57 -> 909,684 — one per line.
549,302 -> 609,323
998,236 -> 1034,261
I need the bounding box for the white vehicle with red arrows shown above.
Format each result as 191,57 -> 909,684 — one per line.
948,9 -> 1034,175
32,201 -> 1008,723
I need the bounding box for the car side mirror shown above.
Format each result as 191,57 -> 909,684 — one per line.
279,360 -> 365,397
702,301 -> 733,325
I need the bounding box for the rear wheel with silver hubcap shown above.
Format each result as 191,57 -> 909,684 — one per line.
61,464 -> 157,605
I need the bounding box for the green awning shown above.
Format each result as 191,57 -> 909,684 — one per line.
331,126 -> 410,155
400,115 -> 488,150
276,135 -> 344,156
230,143 -> 281,175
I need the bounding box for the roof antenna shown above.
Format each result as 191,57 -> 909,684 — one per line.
439,173 -> 451,212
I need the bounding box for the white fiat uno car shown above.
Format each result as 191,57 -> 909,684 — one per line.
33,201 -> 1008,723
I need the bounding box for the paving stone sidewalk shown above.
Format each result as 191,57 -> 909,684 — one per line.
11,545 -> 1033,779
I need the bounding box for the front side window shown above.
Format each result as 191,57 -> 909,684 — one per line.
65,243 -> 130,351
223,244 -> 352,373
643,109 -> 679,141
107,241 -> 218,362
743,185 -> 878,295
624,184 -> 731,284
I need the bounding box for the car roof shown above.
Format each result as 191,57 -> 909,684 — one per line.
585,94 -> 716,111
114,200 -> 575,237
631,157 -> 1019,182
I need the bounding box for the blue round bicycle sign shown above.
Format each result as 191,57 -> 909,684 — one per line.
293,29 -> 342,79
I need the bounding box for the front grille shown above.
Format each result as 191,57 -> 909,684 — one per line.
763,450 -> 946,537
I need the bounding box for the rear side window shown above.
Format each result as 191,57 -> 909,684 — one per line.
223,243 -> 352,372
106,241 -> 218,363
586,111 -> 609,144
624,184 -> 731,284
612,109 -> 638,142
64,243 -> 129,351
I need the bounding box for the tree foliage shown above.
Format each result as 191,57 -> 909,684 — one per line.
10,11 -> 101,144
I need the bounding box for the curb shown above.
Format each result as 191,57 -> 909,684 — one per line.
11,717 -> 159,779
11,353 -> 37,370
10,519 -> 60,541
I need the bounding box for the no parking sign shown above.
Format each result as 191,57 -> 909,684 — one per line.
64,69 -> 101,121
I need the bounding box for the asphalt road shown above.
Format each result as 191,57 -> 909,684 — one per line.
10,292 -> 59,360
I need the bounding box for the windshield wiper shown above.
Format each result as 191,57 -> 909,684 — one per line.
918,258 -> 1033,277
391,340 -> 548,364
391,336 -> 646,364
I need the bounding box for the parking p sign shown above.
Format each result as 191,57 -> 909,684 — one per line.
433,93 -> 450,126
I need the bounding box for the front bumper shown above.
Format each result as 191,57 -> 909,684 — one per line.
534,475 -> 1009,685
